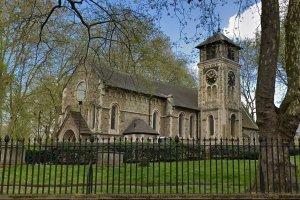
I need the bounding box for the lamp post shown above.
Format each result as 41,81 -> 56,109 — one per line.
75,81 -> 86,136
78,101 -> 82,135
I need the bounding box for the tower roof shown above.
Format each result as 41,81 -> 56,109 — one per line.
195,32 -> 241,49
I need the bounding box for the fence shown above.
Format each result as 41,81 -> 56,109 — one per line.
0,135 -> 299,195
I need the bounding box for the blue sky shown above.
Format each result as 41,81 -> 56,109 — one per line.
159,2 -> 242,50
154,0 -> 288,107
153,0 -> 262,73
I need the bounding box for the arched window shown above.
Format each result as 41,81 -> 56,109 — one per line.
207,86 -> 211,100
228,86 -> 234,100
179,113 -> 184,137
209,115 -> 214,136
152,111 -> 158,131
91,104 -> 96,129
189,115 -> 194,138
212,85 -> 217,99
231,114 -> 236,137
75,81 -> 87,102
110,105 -> 118,130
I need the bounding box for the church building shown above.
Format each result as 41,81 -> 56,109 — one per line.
57,32 -> 259,141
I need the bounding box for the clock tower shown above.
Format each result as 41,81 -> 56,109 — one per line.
196,32 -> 242,139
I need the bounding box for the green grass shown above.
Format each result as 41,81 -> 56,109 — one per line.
1,156 -> 300,194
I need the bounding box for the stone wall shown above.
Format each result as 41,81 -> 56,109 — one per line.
59,65 -> 202,139
100,87 -> 167,136
170,107 -> 199,138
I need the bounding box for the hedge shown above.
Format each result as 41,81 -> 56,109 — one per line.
24,142 -> 299,164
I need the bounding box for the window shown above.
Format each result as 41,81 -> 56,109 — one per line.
207,86 -> 211,101
206,45 -> 216,60
152,111 -> 158,131
228,86 -> 234,100
228,47 -> 235,60
209,115 -> 214,136
75,81 -> 87,102
91,105 -> 96,129
179,113 -> 184,137
231,114 -> 236,137
212,85 -> 217,99
189,115 -> 194,138
110,105 -> 117,130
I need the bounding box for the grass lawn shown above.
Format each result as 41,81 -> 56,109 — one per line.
1,156 -> 300,194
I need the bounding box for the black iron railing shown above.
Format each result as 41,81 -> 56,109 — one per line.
0,135 -> 299,194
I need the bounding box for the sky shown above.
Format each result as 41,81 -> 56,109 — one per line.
158,1 -> 262,71
156,0 -> 287,106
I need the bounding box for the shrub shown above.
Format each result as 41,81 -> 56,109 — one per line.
25,143 -> 97,164
207,145 -> 259,160
25,140 -> 263,165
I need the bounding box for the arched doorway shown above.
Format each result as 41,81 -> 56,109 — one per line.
63,130 -> 76,142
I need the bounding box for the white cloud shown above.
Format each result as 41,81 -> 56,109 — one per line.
223,2 -> 261,39
223,0 -> 288,40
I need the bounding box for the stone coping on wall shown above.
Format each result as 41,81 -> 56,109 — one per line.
2,194 -> 300,200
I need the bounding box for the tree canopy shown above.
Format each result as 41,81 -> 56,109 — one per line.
0,0 -> 196,138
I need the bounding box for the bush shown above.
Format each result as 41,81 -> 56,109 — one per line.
208,145 -> 259,160
289,145 -> 300,156
25,143 -> 97,164
122,140 -> 204,163
25,140 -> 263,165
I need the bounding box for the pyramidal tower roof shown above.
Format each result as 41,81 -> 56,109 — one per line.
195,32 -> 241,49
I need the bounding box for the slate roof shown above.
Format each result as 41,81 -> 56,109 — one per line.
94,67 -> 258,130
68,111 -> 91,134
123,119 -> 159,135
94,67 -> 198,110
195,32 -> 241,49
241,106 -> 259,130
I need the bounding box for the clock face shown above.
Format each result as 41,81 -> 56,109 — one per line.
206,70 -> 217,85
228,71 -> 235,86
75,81 -> 87,102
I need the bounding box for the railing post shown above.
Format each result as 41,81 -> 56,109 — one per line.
87,136 -> 94,194
1,135 -> 9,194
175,136 -> 179,193
259,137 -> 265,193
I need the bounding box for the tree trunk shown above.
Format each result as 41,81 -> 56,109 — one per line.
257,138 -> 294,192
256,0 -> 300,192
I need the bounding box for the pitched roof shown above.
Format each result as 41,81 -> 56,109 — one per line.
241,106 -> 259,130
94,67 -> 198,110
123,119 -> 159,135
94,67 -> 258,131
69,111 -> 91,134
195,32 -> 241,49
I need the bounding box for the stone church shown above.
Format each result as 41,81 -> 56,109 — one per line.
57,32 -> 259,141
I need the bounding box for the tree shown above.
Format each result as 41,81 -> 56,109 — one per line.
256,0 -> 300,192
0,0 -> 196,138
101,31 -> 196,88
2,0 -> 299,192
0,1 -> 85,138
240,38 -> 259,117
